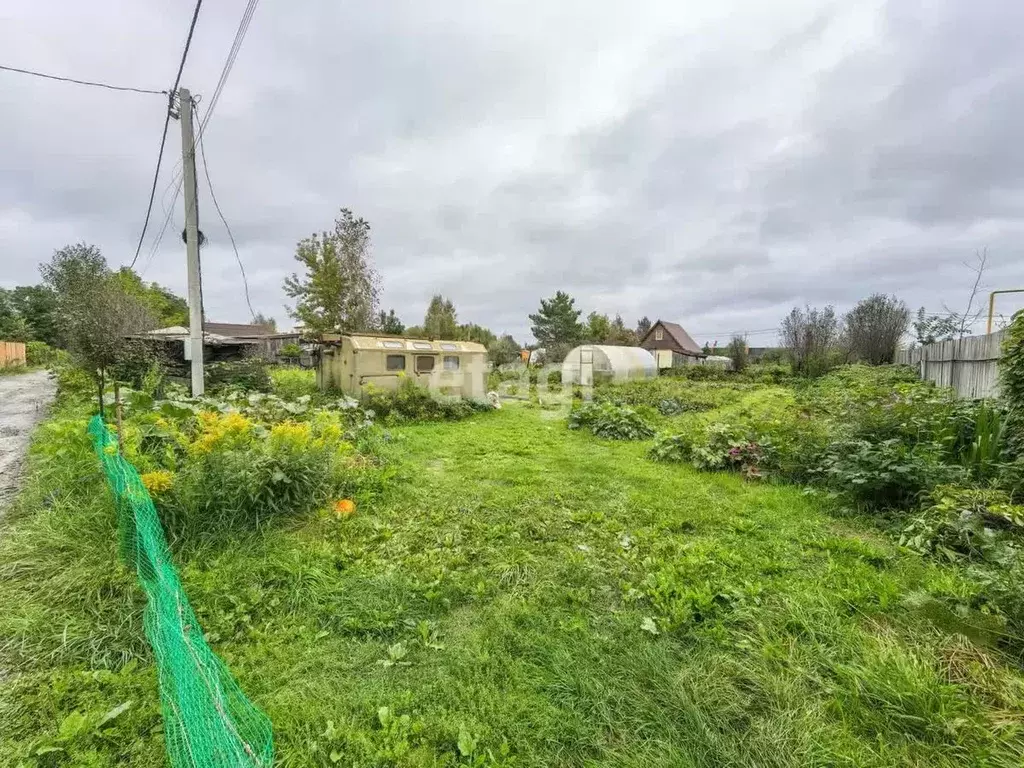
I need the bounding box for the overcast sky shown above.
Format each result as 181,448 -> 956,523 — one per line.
3,0 -> 1024,345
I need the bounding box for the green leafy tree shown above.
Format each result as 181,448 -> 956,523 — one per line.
780,305 -> 839,377
585,312 -> 612,343
284,208 -> 380,333
40,244 -> 155,404
424,294 -> 458,338
252,312 -> 277,331
607,314 -> 638,346
529,291 -> 583,360
488,334 -> 521,366
912,307 -> 959,346
459,323 -> 496,347
726,335 -> 748,372
844,294 -> 910,364
1,286 -> 59,345
0,289 -> 29,341
636,316 -> 652,339
113,267 -> 189,327
377,309 -> 405,335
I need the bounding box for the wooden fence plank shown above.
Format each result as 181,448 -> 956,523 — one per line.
895,330 -> 1006,399
0,341 -> 28,367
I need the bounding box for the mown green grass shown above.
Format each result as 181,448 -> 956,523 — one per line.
2,402 -> 1023,766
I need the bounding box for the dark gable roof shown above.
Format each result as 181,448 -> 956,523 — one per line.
205,322 -> 275,338
642,320 -> 704,355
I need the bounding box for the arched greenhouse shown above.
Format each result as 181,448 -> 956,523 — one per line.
561,345 -> 657,385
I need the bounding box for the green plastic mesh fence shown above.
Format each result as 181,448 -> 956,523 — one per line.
88,415 -> 274,768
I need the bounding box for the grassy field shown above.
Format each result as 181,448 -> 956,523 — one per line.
2,394 -> 1024,766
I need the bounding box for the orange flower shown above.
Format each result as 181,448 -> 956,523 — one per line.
333,499 -> 356,518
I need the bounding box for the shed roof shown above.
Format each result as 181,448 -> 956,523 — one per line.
640,320 -> 703,355
205,322 -> 276,337
324,334 -> 486,353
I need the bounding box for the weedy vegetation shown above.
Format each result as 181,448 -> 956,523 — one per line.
2,349 -> 1024,766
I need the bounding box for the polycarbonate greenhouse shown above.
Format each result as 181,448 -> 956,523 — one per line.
561,345 -> 657,385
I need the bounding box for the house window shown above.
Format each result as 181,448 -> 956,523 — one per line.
386,354 -> 406,371
415,355 -> 435,373
443,355 -> 460,371
655,328 -> 664,340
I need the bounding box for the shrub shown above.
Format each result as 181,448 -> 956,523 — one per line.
902,486 -> 1024,654
568,401 -> 654,440
655,398 -> 713,415
815,439 -> 962,510
277,342 -> 303,360
362,377 -> 490,423
1001,312 -> 1024,459
649,423 -> 776,479
547,369 -> 562,387
270,366 -> 317,400
901,487 -> 1024,564
660,365 -> 728,381
166,412 -> 353,534
25,341 -> 61,368
205,359 -> 271,393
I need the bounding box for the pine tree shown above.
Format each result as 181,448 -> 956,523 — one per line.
529,291 -> 583,359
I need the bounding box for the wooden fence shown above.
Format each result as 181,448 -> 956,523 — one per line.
1,341 -> 27,367
895,329 -> 1007,399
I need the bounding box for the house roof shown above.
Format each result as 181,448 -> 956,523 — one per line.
204,322 -> 275,337
641,320 -> 703,355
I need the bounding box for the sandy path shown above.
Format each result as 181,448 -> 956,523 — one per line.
0,369 -> 56,512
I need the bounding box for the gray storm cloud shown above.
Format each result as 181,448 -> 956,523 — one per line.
3,0 -> 1023,344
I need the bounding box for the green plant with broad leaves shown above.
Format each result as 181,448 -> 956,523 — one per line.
568,401 -> 654,440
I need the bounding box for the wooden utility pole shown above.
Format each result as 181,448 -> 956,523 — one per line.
178,87 -> 204,395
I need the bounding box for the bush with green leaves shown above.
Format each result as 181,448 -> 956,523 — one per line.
164,413 -> 354,536
270,365 -> 317,400
568,401 -> 654,440
205,358 -> 272,393
649,423 -> 779,479
362,377 -> 491,423
659,365 -> 728,381
25,340 -> 61,368
1001,312 -> 1024,460
902,486 -> 1024,654
814,439 -> 963,511
901,486 -> 1024,564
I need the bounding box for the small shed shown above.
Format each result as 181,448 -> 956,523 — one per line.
561,345 -> 657,385
639,319 -> 705,369
317,334 -> 487,399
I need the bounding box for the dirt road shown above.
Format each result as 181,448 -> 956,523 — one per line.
0,370 -> 56,512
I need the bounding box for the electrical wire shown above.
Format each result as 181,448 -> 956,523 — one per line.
141,0 -> 261,272
128,0 -> 206,269
195,101 -> 256,321
0,63 -> 167,94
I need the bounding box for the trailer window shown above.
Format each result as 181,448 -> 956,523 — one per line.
440,342 -> 459,351
415,355 -> 435,373
412,341 -> 433,350
381,340 -> 403,349
386,354 -> 406,371
443,355 -> 460,371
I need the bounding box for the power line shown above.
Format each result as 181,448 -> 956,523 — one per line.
128,0 -> 206,270
139,0 -> 261,274
195,101 -> 255,321
0,63 -> 167,95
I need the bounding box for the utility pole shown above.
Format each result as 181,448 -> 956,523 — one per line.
178,87 -> 204,395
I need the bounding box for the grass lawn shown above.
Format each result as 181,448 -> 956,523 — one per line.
2,402 -> 1023,766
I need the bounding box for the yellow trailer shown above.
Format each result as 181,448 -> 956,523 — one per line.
316,334 -> 488,399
